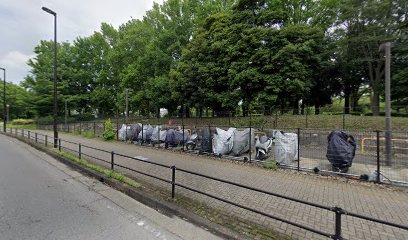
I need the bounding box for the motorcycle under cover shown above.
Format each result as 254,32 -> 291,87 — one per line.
129,123 -> 142,141
232,128 -> 254,156
326,131 -> 356,168
274,131 -> 298,164
213,128 -> 236,155
165,129 -> 190,145
151,126 -> 167,142
200,128 -> 212,152
138,124 -> 154,141
118,124 -> 132,141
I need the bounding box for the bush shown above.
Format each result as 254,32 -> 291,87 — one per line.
74,113 -> 95,121
102,119 -> 115,141
11,119 -> 34,125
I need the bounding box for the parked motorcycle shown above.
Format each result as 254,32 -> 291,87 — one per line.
255,135 -> 273,160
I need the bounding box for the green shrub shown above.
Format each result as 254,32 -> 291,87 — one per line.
102,119 -> 115,140
11,119 -> 34,125
263,161 -> 278,170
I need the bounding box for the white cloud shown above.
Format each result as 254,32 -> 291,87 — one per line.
0,0 -> 163,84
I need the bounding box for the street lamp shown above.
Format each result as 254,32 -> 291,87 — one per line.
0,67 -> 6,132
6,104 -> 9,123
42,6 -> 58,148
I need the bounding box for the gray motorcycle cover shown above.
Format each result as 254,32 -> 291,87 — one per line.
232,128 -> 253,156
130,124 -> 142,141
326,131 -> 356,168
165,129 -> 190,145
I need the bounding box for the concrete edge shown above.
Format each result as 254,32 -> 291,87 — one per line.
1,132 -> 240,240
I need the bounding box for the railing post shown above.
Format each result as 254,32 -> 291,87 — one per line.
111,151 -> 114,170
79,144 -> 82,159
35,133 -> 38,143
333,207 -> 344,240
182,124 -> 185,151
93,121 -> 96,136
28,131 -> 31,140
297,128 -> 300,171
45,135 -> 48,147
171,166 -> 176,199
58,139 -> 61,152
376,130 -> 381,183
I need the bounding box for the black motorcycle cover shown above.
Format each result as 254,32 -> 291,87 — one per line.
326,131 -> 356,168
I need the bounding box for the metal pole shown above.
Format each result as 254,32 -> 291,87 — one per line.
52,12 -> 58,148
297,128 -> 300,171
42,7 -> 58,148
65,100 -> 67,131
384,42 -> 392,166
249,109 -> 252,163
0,68 -> 6,132
182,105 -> 184,151
111,151 -> 114,170
125,89 -> 128,142
79,144 -> 82,159
45,135 -> 48,147
58,138 -> 61,152
333,207 -> 343,240
171,166 -> 176,199
376,130 -> 381,183
35,133 -> 38,143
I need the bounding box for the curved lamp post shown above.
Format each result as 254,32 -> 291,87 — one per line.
42,6 -> 58,148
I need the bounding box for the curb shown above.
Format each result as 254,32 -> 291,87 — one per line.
2,132 -> 240,240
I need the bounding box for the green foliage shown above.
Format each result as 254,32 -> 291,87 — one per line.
102,119 -> 115,140
263,161 -> 278,170
19,0 -> 408,121
11,119 -> 34,125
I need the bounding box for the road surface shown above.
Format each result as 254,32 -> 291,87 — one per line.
0,134 -> 219,240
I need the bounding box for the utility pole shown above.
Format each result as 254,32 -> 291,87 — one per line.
380,42 -> 392,166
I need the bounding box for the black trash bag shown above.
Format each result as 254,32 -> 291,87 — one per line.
200,128 -> 212,153
326,131 -> 356,172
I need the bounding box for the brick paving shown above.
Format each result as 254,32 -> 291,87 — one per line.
19,129 -> 408,239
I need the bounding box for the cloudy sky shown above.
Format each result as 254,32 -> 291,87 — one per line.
0,0 -> 163,84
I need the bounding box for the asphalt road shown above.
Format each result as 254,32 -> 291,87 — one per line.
0,134 -> 219,240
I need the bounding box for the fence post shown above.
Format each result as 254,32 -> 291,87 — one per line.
22,129 -> 24,137
111,151 -> 114,170
333,207 -> 343,240
305,109 -> 308,128
45,135 -> 48,147
376,130 -> 381,183
249,111 -> 252,163
141,123 -> 144,145
35,133 -> 38,143
93,122 -> 96,136
342,113 -> 345,130
297,128 -> 300,171
79,144 -> 82,159
182,124 -> 185,151
28,131 -> 31,140
171,166 -> 176,199
58,139 -> 61,152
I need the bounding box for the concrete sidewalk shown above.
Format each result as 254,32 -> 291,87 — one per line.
22,129 -> 408,239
